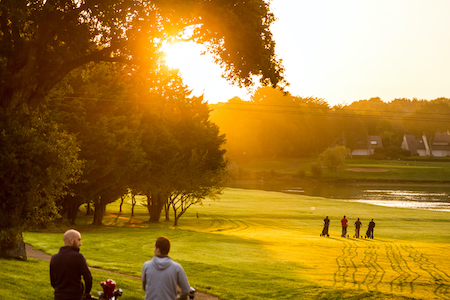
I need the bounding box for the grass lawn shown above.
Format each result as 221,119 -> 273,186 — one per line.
238,157 -> 450,181
9,188 -> 450,299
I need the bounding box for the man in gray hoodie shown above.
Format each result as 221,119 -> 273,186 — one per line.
142,236 -> 191,300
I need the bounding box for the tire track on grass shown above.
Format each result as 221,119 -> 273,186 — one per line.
348,241 -> 360,289
385,243 -> 416,294
395,244 -> 420,294
405,245 -> 450,299
333,241 -> 350,288
333,240 -> 358,288
210,217 -> 249,233
360,243 -> 384,292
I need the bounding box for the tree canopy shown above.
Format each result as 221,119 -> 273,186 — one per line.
0,0 -> 286,115
318,146 -> 349,178
0,112 -> 83,258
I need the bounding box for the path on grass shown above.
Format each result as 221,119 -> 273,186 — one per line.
26,244 -> 221,300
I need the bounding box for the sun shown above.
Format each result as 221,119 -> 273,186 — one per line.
163,42 -> 190,70
162,41 -> 249,103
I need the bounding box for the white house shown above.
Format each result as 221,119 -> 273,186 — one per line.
401,132 -> 450,157
351,135 -> 383,156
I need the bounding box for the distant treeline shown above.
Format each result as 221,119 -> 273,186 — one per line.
209,87 -> 450,160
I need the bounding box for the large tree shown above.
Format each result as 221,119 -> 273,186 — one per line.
0,0 -> 285,258
135,90 -> 227,223
0,0 -> 285,116
47,63 -> 145,226
0,112 -> 83,258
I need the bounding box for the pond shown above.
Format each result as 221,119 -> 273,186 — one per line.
226,181 -> 450,212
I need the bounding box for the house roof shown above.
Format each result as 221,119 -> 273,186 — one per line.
403,134 -> 425,155
403,132 -> 450,154
367,135 -> 383,149
431,132 -> 450,150
353,135 -> 383,150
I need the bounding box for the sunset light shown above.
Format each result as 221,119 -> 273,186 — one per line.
3,1 -> 450,299
163,41 -> 249,102
162,1 -> 450,106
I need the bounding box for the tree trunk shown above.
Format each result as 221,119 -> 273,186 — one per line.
147,192 -> 168,223
335,169 -> 340,177
67,202 -> 79,226
86,201 -> 94,216
92,197 -> 106,226
164,202 -> 170,222
0,226 -> 27,260
131,194 -> 136,217
119,195 -> 125,213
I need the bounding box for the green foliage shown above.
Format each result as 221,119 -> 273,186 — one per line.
234,157 -> 450,181
403,99 -> 450,156
211,96 -> 450,165
210,87 -> 333,159
47,63 -> 227,226
0,0 -> 285,114
318,146 -> 350,177
0,0 -> 285,257
310,161 -> 322,178
0,112 -> 82,255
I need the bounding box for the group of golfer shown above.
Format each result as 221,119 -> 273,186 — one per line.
321,215 -> 376,238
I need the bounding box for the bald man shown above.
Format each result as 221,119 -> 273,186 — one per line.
50,229 -> 92,300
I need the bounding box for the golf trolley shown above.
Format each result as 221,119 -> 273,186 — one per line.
87,279 -> 123,300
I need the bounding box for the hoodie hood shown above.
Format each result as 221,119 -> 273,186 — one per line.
151,255 -> 173,271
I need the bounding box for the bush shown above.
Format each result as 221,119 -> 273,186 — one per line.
373,146 -> 408,160
294,170 -> 306,178
310,162 -> 322,178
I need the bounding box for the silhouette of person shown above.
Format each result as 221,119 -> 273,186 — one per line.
341,215 -> 348,237
367,219 -> 376,239
354,218 -> 362,238
321,216 -> 330,237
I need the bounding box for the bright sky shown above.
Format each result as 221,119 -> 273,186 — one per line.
164,0 -> 450,106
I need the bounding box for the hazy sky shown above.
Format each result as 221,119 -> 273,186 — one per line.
165,0 -> 450,106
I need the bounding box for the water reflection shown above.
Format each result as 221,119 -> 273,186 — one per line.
344,189 -> 450,211
226,182 -> 450,211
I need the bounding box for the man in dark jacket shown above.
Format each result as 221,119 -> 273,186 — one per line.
367,219 -> 376,239
354,218 -> 362,238
50,229 -> 92,300
321,216 -> 330,237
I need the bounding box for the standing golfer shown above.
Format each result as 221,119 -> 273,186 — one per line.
354,218 -> 362,238
50,229 -> 92,300
321,216 -> 330,237
142,236 -> 190,300
367,219 -> 376,239
341,215 -> 348,238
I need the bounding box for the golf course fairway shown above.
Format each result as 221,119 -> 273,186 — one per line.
19,188 -> 450,299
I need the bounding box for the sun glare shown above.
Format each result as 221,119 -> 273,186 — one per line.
163,42 -> 189,70
161,42 -> 249,103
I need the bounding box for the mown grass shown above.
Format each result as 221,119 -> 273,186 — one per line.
238,157 -> 450,181
1,258 -> 143,300
9,188 -> 450,299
